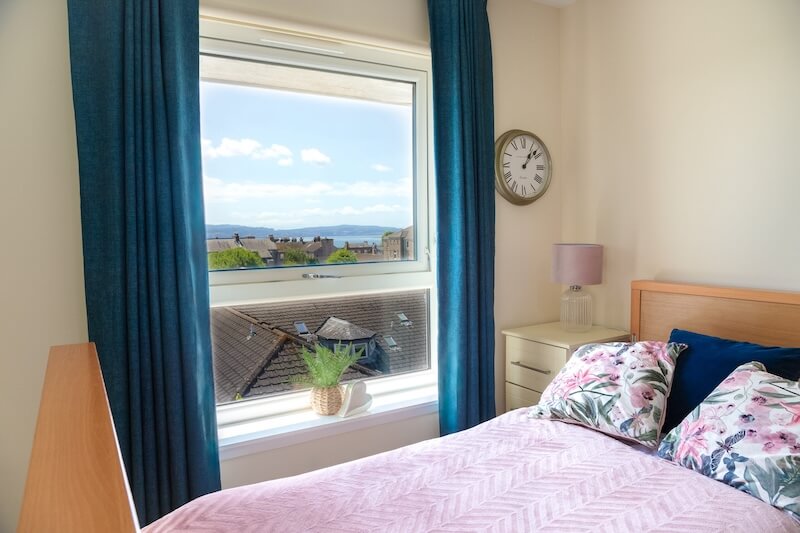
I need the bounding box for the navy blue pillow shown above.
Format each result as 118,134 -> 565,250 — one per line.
663,329 -> 800,433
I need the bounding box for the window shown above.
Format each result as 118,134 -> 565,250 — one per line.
200,20 -> 435,415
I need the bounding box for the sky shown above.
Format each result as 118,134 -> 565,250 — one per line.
200,80 -> 414,230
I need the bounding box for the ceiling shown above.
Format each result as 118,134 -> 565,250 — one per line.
531,0 -> 576,7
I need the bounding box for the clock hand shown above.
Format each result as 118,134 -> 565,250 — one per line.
521,148 -> 537,170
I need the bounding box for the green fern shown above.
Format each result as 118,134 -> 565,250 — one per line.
292,343 -> 363,388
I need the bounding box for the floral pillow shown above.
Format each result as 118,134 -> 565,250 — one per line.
657,362 -> 800,521
528,341 -> 686,448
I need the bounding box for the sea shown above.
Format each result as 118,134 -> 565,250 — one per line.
311,235 -> 382,248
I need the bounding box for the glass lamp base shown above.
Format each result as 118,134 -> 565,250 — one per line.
560,285 -> 592,332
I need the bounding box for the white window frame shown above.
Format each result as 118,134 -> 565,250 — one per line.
200,19 -> 438,453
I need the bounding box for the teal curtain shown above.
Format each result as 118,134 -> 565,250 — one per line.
428,0 -> 496,434
67,0 -> 220,525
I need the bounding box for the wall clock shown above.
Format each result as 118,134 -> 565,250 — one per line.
494,129 -> 552,205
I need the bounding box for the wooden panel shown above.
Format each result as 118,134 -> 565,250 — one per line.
630,280 -> 800,347
505,336 -> 567,392
18,343 -> 139,532
505,382 -> 541,411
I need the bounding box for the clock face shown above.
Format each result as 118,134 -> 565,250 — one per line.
494,129 -> 552,205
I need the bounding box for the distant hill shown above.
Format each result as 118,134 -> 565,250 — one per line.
206,224 -> 401,240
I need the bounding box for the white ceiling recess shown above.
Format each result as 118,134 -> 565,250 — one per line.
531,0 -> 576,7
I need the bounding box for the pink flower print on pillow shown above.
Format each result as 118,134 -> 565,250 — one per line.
529,341 -> 685,448
657,361 -> 800,522
630,383 -> 656,409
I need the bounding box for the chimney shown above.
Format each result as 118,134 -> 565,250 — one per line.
268,234 -> 275,242
233,233 -> 242,246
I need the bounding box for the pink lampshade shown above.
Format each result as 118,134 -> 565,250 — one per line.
552,244 -> 603,286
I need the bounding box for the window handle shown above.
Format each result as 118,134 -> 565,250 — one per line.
510,361 -> 551,375
302,273 -> 341,279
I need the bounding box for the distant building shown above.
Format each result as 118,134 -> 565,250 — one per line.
207,233 -> 277,265
344,240 -> 381,263
315,316 -> 387,372
382,226 -> 414,261
207,234 -> 337,266
272,235 -> 337,265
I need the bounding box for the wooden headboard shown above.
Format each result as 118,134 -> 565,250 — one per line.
18,343 -> 139,532
631,280 -> 800,347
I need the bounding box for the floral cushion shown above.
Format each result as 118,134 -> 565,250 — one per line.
528,341 -> 685,448
657,362 -> 800,521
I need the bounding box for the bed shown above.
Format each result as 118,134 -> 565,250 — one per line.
21,281 -> 800,532
144,410 -> 795,532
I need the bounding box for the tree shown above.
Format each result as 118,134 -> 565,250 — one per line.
326,249 -> 358,264
283,247 -> 311,265
208,247 -> 264,270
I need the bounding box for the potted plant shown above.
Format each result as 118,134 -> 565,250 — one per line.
294,343 -> 363,415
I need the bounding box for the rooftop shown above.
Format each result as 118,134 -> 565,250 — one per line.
316,316 -> 376,341
211,290 -> 429,403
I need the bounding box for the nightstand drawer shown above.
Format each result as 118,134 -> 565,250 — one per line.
505,336 -> 566,392
505,382 -> 541,411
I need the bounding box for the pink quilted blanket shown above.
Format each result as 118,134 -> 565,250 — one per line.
145,410 -> 798,532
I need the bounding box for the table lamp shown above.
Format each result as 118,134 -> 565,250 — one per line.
552,243 -> 603,332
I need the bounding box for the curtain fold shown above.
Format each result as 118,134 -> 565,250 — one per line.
428,0 -> 496,435
67,0 -> 220,525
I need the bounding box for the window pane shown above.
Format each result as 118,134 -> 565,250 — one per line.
211,290 -> 430,404
200,55 -> 416,271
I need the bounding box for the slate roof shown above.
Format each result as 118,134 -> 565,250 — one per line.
211,290 -> 430,403
210,307 -> 284,403
384,225 -> 414,241
207,237 -> 276,258
316,316 -> 376,341
235,290 -> 429,375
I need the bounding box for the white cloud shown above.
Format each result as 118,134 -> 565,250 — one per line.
301,148 -> 332,166
203,176 -> 333,203
230,211 -> 305,227
202,137 -> 260,158
202,176 -> 413,204
202,138 -> 293,166
299,204 -> 408,217
329,178 -> 413,198
371,164 -> 392,172
252,144 -> 293,166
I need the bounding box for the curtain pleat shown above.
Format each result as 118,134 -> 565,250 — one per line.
428,0 -> 497,435
67,0 -> 221,525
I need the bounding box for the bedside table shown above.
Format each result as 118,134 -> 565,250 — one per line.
502,322 -> 630,411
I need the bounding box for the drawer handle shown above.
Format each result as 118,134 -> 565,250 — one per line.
511,361 -> 552,375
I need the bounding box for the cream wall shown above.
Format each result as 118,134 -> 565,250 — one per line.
0,1 -> 89,530
489,0 -> 563,412
221,413 -> 439,487
560,0 -> 800,330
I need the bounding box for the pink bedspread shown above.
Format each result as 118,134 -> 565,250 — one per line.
145,410 -> 798,532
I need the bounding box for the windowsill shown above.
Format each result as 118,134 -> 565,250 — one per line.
218,373 -> 438,461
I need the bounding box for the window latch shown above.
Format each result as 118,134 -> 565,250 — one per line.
302,273 -> 341,279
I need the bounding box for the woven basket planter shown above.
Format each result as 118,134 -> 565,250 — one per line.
310,386 -> 343,415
